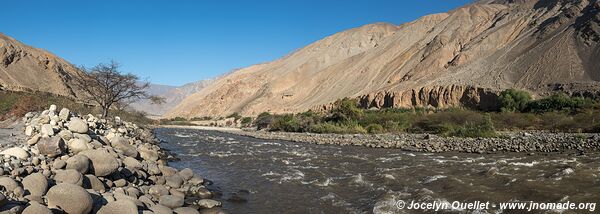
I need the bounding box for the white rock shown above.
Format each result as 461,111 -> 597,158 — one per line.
25,126 -> 34,136
69,139 -> 90,154
59,108 -> 70,121
41,124 -> 54,136
0,147 -> 30,160
68,117 -> 89,134
49,105 -> 57,112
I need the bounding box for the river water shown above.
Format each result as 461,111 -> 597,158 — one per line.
155,128 -> 600,214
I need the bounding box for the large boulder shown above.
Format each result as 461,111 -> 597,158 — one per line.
65,154 -> 90,174
179,168 -> 194,181
148,185 -> 169,198
0,147 -> 29,160
83,174 -> 105,192
0,177 -> 20,193
165,174 -> 184,188
68,117 -> 89,134
68,138 -> 91,154
123,157 -> 142,170
110,136 -> 138,157
80,149 -> 119,177
97,200 -> 138,214
174,207 -> 200,214
22,173 -> 48,196
22,201 -> 52,214
54,169 -> 84,186
159,195 -> 184,209
47,183 -> 93,214
195,199 -> 222,209
150,204 -> 173,214
37,136 -> 66,157
139,145 -> 159,162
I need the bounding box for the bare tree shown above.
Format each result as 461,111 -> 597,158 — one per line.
73,61 -> 164,118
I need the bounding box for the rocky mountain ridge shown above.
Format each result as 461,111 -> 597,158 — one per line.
167,0 -> 600,118
0,33 -> 82,97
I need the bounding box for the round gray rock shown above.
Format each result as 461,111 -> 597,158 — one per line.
0,177 -> 20,193
0,147 -> 29,160
47,183 -> 93,214
166,174 -> 184,188
22,201 -> 52,214
54,169 -> 84,186
68,117 -> 89,134
174,207 -> 200,214
97,200 -> 138,214
69,138 -> 90,154
159,195 -> 184,209
79,149 -> 119,177
150,204 -> 174,214
22,173 -> 48,196
65,154 -> 90,174
179,168 -> 194,181
110,136 -> 138,157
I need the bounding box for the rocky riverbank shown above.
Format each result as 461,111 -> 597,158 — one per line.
216,129 -> 600,154
0,105 -> 226,214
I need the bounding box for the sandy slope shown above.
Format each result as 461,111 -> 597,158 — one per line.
167,0 -> 600,117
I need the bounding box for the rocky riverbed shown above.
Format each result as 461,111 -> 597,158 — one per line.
0,105 -> 226,214
218,129 -> 600,154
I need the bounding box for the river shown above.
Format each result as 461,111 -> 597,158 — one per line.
155,128 -> 600,214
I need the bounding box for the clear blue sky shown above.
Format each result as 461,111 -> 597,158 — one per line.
2,0 -> 472,86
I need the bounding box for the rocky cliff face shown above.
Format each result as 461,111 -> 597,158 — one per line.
0,33 -> 82,97
167,0 -> 600,118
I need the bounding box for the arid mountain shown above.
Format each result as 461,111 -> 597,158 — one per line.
129,80 -> 213,116
0,33 -> 82,97
167,0 -> 600,118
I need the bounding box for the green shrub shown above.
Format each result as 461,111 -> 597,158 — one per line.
445,114 -> 497,138
498,89 -> 531,112
190,116 -> 212,121
254,112 -> 274,130
270,114 -> 301,132
526,94 -> 597,113
241,117 -> 253,127
366,124 -> 385,134
491,112 -> 539,131
227,112 -> 242,121
308,122 -> 366,134
326,98 -> 363,123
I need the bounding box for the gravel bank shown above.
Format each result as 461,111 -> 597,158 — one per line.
214,129 -> 600,154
